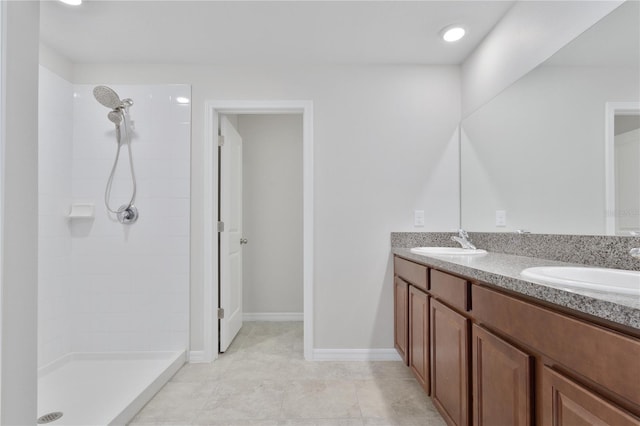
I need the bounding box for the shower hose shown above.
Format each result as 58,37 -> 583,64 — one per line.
104,111 -> 137,215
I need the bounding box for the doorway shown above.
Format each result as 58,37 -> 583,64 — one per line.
203,101 -> 314,362
218,114 -> 304,353
605,102 -> 640,235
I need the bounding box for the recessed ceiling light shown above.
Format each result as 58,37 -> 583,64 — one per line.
176,97 -> 190,104
442,26 -> 466,43
59,0 -> 82,5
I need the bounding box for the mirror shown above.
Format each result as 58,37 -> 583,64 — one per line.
460,1 -> 640,235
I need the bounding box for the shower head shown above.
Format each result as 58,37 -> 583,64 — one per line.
93,85 -> 122,109
107,110 -> 123,125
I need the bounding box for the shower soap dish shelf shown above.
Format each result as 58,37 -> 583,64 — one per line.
68,203 -> 95,219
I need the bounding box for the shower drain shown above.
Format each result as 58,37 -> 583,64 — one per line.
37,412 -> 63,424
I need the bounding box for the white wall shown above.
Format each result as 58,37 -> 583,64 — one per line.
461,1 -> 623,117
1,1 -> 40,423
238,114 -> 303,317
40,43 -> 73,83
72,63 -> 461,351
38,66 -> 74,367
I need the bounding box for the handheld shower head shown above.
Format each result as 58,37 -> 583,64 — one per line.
108,110 -> 123,125
93,85 -> 122,109
98,85 -> 138,224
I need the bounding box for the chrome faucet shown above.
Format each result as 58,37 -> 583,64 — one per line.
451,229 -> 477,250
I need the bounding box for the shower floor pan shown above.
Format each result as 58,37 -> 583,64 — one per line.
38,351 -> 185,425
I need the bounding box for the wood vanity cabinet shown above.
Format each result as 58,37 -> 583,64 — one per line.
394,277 -> 409,364
393,254 -> 640,426
409,285 -> 429,393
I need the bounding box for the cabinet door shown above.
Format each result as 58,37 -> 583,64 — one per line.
472,324 -> 532,426
542,366 -> 640,426
394,277 -> 409,364
431,299 -> 470,426
409,285 -> 429,394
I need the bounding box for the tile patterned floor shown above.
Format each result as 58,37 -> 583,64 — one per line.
129,322 -> 446,426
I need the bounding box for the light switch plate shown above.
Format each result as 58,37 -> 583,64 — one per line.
414,210 -> 425,227
495,210 -> 507,227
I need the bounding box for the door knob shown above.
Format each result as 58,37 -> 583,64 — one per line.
240,238 -> 248,245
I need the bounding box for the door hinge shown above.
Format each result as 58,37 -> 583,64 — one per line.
218,135 -> 225,146
218,308 -> 225,319
217,221 -> 224,232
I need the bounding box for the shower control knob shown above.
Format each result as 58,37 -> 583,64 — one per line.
240,238 -> 248,245
117,204 -> 139,224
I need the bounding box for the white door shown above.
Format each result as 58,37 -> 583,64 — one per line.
219,115 -> 244,352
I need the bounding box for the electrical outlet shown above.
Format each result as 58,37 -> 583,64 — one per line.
495,210 -> 507,227
414,210 -> 425,227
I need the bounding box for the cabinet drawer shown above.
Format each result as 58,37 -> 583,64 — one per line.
472,284 -> 640,407
430,269 -> 469,312
394,256 -> 428,291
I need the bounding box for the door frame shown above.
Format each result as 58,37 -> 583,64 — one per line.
203,100 -> 314,362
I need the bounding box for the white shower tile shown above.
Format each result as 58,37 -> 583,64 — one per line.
72,158 -> 113,180
142,178 -> 190,199
145,198 -> 190,218
39,236 -> 72,257
134,159 -> 190,180
72,178 -> 105,199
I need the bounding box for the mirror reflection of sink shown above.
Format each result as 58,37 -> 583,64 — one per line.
521,266 -> 640,296
410,247 -> 488,256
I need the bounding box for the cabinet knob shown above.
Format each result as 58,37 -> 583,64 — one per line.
240,238 -> 248,245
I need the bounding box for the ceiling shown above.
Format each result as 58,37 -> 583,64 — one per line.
545,0 -> 639,67
40,1 -> 515,65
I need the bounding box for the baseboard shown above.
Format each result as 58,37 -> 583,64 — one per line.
312,348 -> 402,362
243,312 -> 304,322
188,351 -> 206,363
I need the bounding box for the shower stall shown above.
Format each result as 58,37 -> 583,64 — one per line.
37,66 -> 191,425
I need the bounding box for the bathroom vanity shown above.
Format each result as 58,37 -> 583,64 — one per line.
392,250 -> 640,426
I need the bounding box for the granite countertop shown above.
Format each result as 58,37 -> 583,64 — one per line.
392,247 -> 640,330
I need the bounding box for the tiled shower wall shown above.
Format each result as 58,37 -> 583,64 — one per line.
38,66 -> 74,366
38,67 -> 191,367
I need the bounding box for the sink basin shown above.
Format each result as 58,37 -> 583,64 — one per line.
410,247 -> 487,256
521,266 -> 640,296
